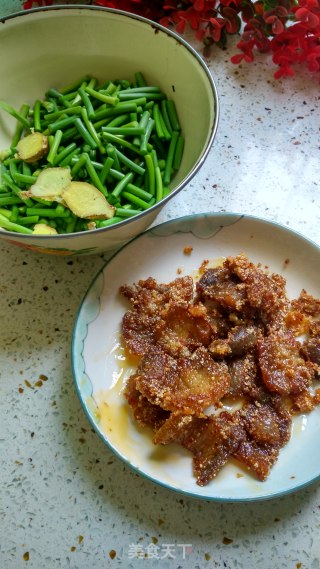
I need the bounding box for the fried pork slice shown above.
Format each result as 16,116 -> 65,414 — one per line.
196,266 -> 248,312
200,298 -> 231,338
225,354 -> 264,400
207,338 -> 231,358
235,396 -> 291,481
285,309 -> 310,337
258,329 -> 314,395
310,320 -> 320,338
120,277 -> 196,355
120,275 -> 194,315
135,346 -> 230,414
233,440 -> 279,481
225,254 -> 289,329
241,398 -> 291,447
300,337 -> 320,376
122,311 -> 161,355
153,412 -> 207,446
209,325 -> 261,358
286,289 -> 320,337
155,304 -> 213,357
227,325 -> 261,356
290,389 -> 318,414
124,374 -> 169,429
191,411 -> 247,486
291,289 -> 320,317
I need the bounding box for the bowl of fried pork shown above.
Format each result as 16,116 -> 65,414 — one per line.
72,213 -> 320,501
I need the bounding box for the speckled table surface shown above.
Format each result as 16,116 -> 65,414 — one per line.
1,3 -> 320,569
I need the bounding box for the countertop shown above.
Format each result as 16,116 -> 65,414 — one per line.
1,2 -> 320,569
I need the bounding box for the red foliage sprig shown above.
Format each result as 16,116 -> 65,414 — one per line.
22,0 -> 320,79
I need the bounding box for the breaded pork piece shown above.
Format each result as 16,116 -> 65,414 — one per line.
135,345 -> 230,415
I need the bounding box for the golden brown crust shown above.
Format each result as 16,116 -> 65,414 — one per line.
152,412 -> 207,446
124,374 -> 169,429
192,411 -> 246,486
258,330 -> 314,395
196,266 -> 248,312
119,254 -> 320,486
122,311 -> 161,355
241,399 -> 291,446
234,440 -> 279,481
226,354 -> 263,400
155,304 -> 214,357
225,254 -> 289,330
291,289 -> 320,317
135,346 -> 230,415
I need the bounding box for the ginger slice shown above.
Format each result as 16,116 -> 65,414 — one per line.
16,132 -> 48,163
26,167 -> 71,202
62,181 -> 115,220
32,223 -> 58,235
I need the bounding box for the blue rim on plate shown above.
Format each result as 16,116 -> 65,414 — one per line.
72,212 -> 320,502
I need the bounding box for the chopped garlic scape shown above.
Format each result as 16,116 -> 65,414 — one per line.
26,167 -> 72,201
32,223 -> 58,235
62,181 -> 115,220
16,132 -> 48,163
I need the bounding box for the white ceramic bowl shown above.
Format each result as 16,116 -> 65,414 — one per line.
0,6 -> 218,256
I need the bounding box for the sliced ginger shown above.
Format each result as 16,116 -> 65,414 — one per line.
62,181 -> 115,220
16,132 -> 48,163
26,167 -> 72,202
21,168 -> 71,202
32,223 -> 58,235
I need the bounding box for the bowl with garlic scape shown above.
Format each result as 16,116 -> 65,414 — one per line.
0,5 -> 218,255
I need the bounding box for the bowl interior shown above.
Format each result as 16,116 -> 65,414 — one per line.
0,7 -> 218,192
